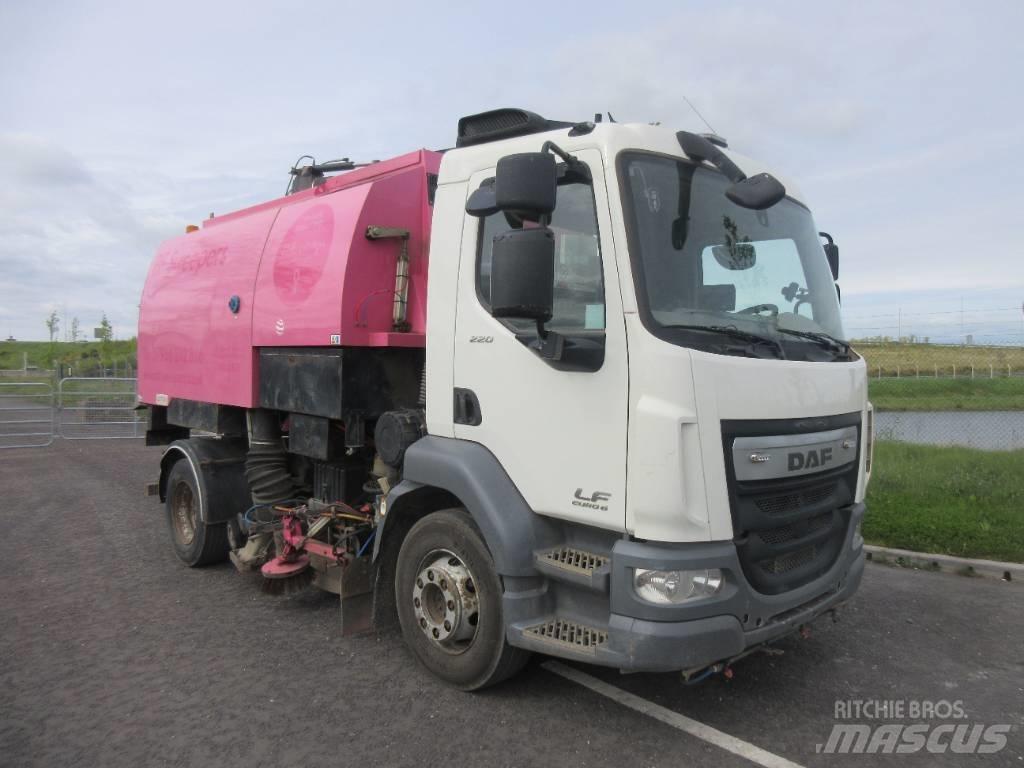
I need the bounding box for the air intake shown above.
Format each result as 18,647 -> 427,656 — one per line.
456,108 -> 572,148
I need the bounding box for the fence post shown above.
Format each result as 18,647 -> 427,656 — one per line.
990,365 -> 994,379
971,365 -> 975,379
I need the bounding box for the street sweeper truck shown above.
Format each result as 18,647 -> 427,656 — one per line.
138,108 -> 872,689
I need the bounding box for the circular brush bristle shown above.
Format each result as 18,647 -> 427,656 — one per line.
260,567 -> 315,596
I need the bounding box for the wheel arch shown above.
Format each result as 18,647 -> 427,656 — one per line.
374,436 -> 559,577
158,437 -> 251,524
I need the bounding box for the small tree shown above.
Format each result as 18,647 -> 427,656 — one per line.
96,314 -> 113,375
70,317 -> 80,343
97,314 -> 113,343
45,310 -> 60,343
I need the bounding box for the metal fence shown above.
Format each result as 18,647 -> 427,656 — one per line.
4,349 -> 1023,453
57,377 -> 141,439
0,377 -> 141,448
856,341 -> 1024,451
0,381 -> 55,448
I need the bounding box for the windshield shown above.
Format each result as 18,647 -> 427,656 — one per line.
620,152 -> 847,361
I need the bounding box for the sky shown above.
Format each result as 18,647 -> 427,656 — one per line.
1,0 -> 1022,343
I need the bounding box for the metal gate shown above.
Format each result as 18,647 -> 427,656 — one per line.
57,377 -> 141,439
0,381 -> 55,448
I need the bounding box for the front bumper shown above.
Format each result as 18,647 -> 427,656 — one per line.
508,502 -> 866,673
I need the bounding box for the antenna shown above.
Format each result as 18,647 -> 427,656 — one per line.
682,94 -> 716,135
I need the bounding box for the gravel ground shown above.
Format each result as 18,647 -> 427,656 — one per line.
1,440 -> 1021,768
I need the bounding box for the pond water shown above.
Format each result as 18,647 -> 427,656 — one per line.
874,411 -> 1024,451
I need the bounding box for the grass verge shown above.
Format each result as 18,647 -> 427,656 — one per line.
855,341 -> 1024,378
868,377 -> 1024,411
864,441 -> 1024,563
0,339 -> 137,376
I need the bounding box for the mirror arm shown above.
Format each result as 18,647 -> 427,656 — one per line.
539,331 -> 565,360
541,141 -> 590,182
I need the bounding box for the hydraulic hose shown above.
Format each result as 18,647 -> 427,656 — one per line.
245,410 -> 297,504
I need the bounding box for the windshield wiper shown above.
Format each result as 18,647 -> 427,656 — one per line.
775,328 -> 851,357
660,324 -> 786,359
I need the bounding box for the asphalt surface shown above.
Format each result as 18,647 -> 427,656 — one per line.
1,440 -> 1021,768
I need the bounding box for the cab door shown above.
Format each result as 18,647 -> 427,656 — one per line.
452,149 -> 628,532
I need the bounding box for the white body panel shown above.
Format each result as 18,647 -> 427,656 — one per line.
424,183 -> 463,438
450,149 -> 629,532
429,122 -> 869,543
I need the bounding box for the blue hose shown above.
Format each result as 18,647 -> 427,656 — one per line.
684,667 -> 716,685
356,529 -> 376,558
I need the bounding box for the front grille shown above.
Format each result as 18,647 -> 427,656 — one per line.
755,482 -> 837,516
760,545 -> 818,574
756,512 -> 833,546
722,413 -> 861,596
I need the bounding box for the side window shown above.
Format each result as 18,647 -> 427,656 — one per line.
477,182 -> 605,333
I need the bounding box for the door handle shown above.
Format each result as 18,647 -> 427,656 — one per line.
453,388 -> 482,426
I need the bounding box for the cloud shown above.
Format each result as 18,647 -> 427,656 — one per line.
0,134 -> 186,338
1,0 -> 1022,338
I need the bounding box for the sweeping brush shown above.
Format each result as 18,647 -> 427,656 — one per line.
260,554 -> 314,596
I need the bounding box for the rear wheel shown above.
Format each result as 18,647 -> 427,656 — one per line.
395,508 -> 529,690
164,459 -> 229,567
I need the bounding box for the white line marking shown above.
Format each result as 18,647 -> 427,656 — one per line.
542,661 -> 806,768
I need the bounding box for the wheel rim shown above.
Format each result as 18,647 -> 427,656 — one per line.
171,481 -> 197,546
411,549 -> 480,654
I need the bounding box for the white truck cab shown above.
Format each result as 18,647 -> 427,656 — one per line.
385,110 -> 871,686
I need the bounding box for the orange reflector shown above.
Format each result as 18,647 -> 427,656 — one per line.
185,224 -> 199,233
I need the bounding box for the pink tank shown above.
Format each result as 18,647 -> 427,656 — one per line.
137,150 -> 442,408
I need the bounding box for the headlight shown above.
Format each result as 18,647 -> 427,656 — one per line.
852,520 -> 864,550
633,568 -> 723,604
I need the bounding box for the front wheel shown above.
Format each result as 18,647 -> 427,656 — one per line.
164,459 -> 229,567
395,509 -> 529,690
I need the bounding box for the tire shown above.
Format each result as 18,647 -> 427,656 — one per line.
395,508 -> 530,690
164,459 -> 229,567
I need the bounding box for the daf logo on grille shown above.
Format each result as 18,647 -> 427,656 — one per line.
749,453 -> 772,464
788,447 -> 833,471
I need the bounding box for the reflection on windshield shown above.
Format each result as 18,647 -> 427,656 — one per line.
622,152 -> 846,360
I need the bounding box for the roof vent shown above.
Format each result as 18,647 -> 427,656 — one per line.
456,108 -> 572,148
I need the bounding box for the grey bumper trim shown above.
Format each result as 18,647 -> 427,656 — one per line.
507,503 -> 866,673
610,502 -> 866,627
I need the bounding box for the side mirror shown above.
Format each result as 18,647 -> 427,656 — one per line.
725,173 -> 786,210
824,244 -> 839,280
819,232 -> 839,280
490,228 -> 555,322
465,152 -> 558,220
495,152 -> 557,219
